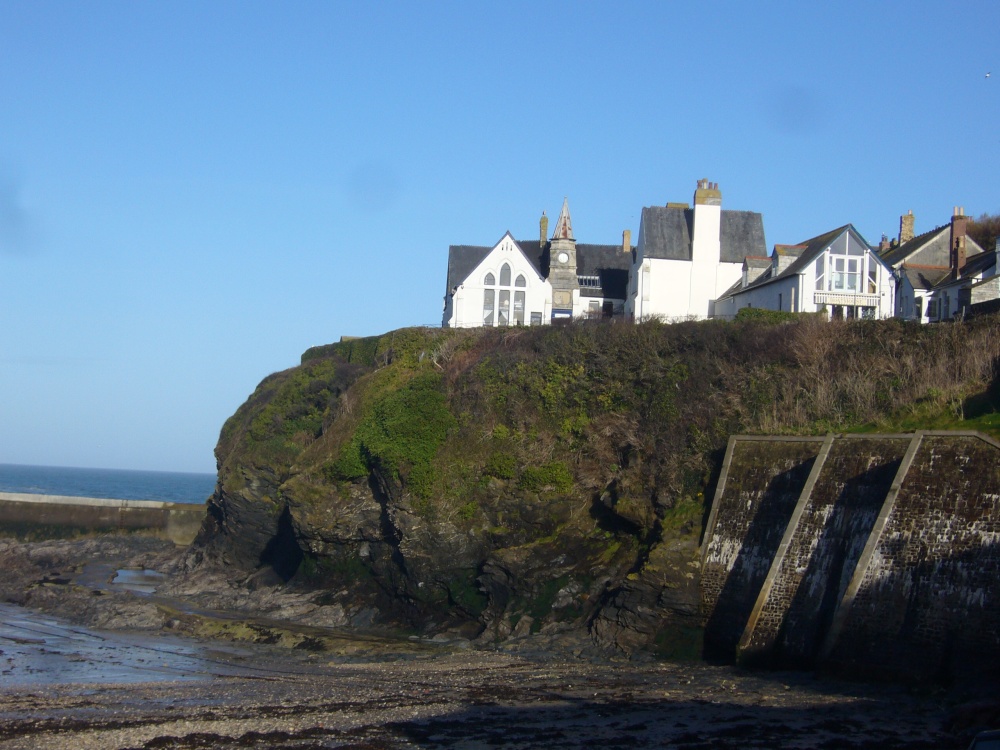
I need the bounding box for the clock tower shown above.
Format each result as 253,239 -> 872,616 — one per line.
547,197 -> 578,315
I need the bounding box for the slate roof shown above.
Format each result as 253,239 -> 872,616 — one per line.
880,226 -> 946,267
902,266 -> 950,292
929,248 -> 998,289
445,238 -> 632,301
639,206 -> 766,263
880,224 -> 985,268
575,244 -> 631,299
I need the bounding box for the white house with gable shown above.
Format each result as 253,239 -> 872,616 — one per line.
625,180 -> 767,320
443,231 -> 552,328
714,224 -> 896,320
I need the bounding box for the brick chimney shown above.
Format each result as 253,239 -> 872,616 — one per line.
951,206 -> 968,278
899,210 -> 915,244
622,229 -> 631,254
539,211 -> 548,248
878,233 -> 891,254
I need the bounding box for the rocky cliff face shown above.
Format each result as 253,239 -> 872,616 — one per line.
191,317 -> 1000,657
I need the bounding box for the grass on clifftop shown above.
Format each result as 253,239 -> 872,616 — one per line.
222,316 -> 1000,526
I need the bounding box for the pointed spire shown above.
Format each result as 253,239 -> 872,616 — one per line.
551,197 -> 574,241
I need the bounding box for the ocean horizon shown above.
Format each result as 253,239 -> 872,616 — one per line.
0,463 -> 215,505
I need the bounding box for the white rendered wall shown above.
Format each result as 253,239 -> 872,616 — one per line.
631,258 -> 693,320
445,236 -> 552,328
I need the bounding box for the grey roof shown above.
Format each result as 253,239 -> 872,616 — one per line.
880,224 -> 985,268
639,206 -> 766,263
902,266 -> 950,291
575,244 -> 631,300
744,256 -> 771,268
929,248 -> 998,290
445,237 -> 632,301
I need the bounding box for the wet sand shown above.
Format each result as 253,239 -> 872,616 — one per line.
0,537 -> 988,748
0,602 -> 962,749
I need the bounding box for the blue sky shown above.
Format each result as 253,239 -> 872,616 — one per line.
1,1 -> 998,474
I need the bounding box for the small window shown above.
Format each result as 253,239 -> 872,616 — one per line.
915,297 -> 923,319
484,272 -> 495,286
868,262 -> 877,294
815,255 -> 825,291
515,274 -> 526,287
530,312 -> 542,326
588,300 -> 600,317
499,264 -> 511,287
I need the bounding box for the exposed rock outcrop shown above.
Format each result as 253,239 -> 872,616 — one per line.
188,317 -> 1000,661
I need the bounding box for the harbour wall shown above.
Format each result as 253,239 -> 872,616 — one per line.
701,431 -> 1000,681
0,492 -> 205,546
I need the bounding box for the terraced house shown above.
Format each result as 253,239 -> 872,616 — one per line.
443,181 -> 1000,326
881,208 -> 995,323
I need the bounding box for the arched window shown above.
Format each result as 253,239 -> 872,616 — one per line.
499,263 -> 511,287
484,272 -> 495,286
515,274 -> 526,287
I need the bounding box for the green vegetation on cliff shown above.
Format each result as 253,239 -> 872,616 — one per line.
205,315 -> 1000,650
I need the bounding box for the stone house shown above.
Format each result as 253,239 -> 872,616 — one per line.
624,180 -> 767,321
714,224 -> 897,320
442,199 -> 632,328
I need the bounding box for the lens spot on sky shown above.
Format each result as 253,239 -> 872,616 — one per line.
0,164 -> 38,255
764,84 -> 825,135
346,161 -> 401,213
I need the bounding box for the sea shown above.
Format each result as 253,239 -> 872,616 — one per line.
0,463 -> 216,505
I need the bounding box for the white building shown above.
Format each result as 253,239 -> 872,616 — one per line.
442,199 -> 632,328
715,224 -> 896,320
625,180 -> 767,321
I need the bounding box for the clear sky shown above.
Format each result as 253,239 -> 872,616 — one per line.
1,1 -> 997,474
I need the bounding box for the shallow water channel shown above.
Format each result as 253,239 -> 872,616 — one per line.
0,566 -> 288,687
0,602 -> 222,685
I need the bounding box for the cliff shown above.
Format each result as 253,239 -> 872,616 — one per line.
191,315 -> 1000,657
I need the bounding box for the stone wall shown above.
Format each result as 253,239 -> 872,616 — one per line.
700,437 -> 822,660
737,436 -> 909,668
702,432 -> 1000,682
0,493 -> 205,546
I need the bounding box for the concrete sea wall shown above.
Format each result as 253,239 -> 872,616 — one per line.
702,431 -> 1000,681
0,492 -> 205,546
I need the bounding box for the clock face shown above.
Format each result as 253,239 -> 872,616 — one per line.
557,252 -> 569,264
